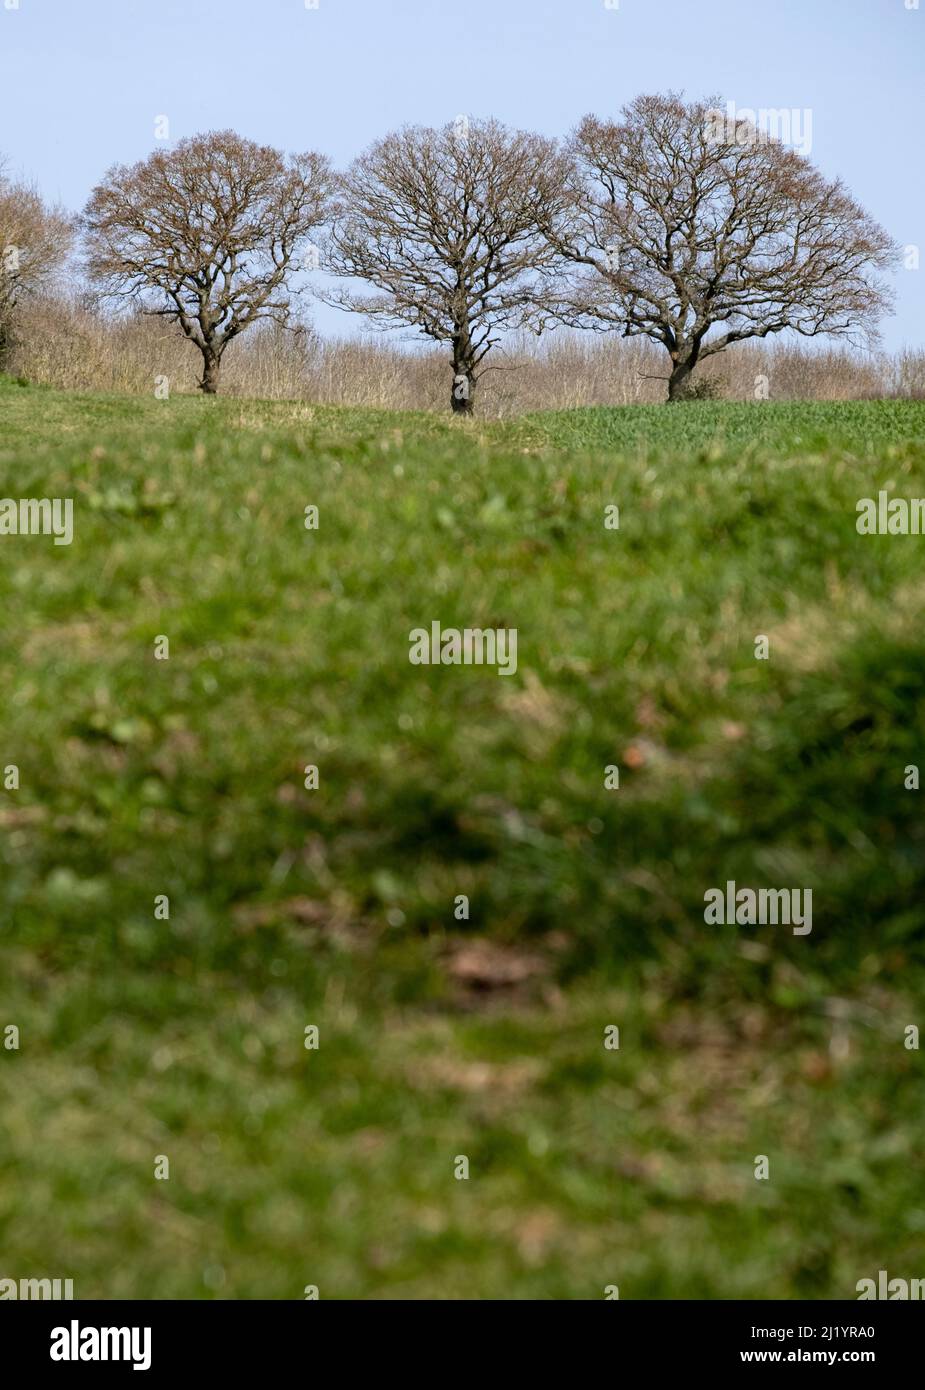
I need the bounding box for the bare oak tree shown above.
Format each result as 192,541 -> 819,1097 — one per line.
543,94 -> 897,401
0,158 -> 73,372
83,130 -> 333,394
322,119 -> 574,414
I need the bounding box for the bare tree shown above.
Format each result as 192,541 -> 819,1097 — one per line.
321,119 -> 574,414
82,130 -> 333,394
0,158 -> 73,372
542,94 -> 897,401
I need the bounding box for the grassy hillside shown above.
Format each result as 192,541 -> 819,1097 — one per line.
1,378 -> 923,1298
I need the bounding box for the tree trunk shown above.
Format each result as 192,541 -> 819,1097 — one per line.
450,326 -> 475,415
667,359 -> 695,402
451,366 -> 475,415
0,316 -> 14,375
199,346 -> 221,395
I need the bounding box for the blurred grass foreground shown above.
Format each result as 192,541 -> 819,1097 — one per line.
1,378 -> 924,1298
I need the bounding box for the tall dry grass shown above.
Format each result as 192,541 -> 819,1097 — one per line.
8,294 -> 925,414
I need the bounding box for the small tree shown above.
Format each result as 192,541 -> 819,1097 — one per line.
322,119 -> 573,414
83,130 -> 333,394
0,158 -> 73,372
544,94 -> 897,401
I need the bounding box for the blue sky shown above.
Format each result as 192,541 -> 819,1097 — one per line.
1,0 -> 922,349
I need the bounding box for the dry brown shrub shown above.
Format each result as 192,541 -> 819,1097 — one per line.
9,295 -> 923,415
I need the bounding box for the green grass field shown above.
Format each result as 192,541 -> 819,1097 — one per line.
1,378 -> 924,1298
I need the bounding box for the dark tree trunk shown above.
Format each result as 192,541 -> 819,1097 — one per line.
451,366 -> 475,414
199,346 -> 221,395
667,359 -> 695,402
0,316 -> 14,375
451,326 -> 475,415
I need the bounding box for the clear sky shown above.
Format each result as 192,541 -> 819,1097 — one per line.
1,0 -> 922,349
